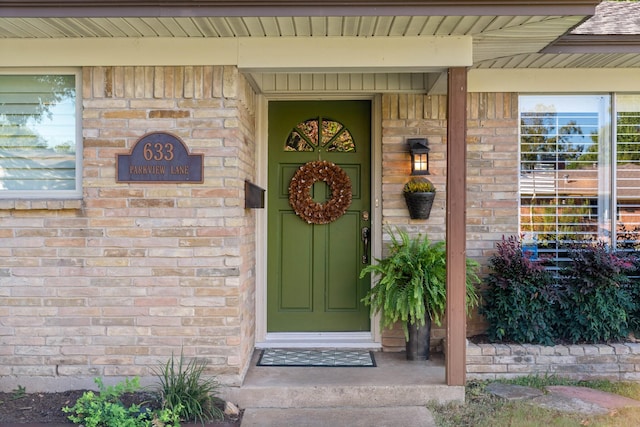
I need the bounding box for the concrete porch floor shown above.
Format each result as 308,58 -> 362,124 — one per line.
224,350 -> 465,409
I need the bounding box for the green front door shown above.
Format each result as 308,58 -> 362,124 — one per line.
267,100 -> 371,332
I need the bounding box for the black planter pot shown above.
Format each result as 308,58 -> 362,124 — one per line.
406,314 -> 432,361
404,191 -> 435,219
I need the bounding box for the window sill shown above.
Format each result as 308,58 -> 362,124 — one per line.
0,199 -> 82,210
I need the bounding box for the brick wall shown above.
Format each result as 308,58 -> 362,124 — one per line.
380,92 -> 519,351
468,341 -> 640,381
0,66 -> 257,391
1,82 -> 521,389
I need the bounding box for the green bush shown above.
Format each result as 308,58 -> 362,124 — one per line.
153,350 -> 224,424
558,242 -> 637,343
621,252 -> 640,334
480,236 -> 558,345
481,237 -> 638,345
62,377 -> 181,427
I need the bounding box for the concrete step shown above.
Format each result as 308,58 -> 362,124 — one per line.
224,351 -> 465,409
240,406 -> 437,427
234,383 -> 462,408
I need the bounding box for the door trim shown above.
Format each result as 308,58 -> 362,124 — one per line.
254,93 -> 383,347
257,332 -> 381,349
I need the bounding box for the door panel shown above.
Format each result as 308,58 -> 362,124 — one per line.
279,212 -> 313,310
267,100 -> 371,332
326,212 -> 360,310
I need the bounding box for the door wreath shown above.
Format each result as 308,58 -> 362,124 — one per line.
288,160 -> 352,224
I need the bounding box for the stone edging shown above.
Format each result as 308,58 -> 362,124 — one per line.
467,341 -> 640,381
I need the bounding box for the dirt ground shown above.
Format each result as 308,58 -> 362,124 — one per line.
0,391 -> 242,426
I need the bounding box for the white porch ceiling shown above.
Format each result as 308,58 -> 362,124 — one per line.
0,14 -> 585,67
4,8 -> 637,93
0,15 -> 570,39
477,52 -> 640,69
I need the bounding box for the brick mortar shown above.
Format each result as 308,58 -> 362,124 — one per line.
0,65 -> 257,390
467,341 -> 640,381
380,92 -> 518,350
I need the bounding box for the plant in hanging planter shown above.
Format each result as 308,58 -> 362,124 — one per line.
360,228 -> 480,360
403,177 -> 436,219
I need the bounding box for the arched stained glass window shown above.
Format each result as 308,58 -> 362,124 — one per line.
285,117 -> 355,152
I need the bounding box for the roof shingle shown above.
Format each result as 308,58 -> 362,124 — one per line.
573,1 -> 640,35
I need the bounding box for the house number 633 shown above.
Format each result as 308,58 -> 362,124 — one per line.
143,142 -> 174,161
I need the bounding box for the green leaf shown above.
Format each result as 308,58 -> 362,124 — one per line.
361,227 -> 480,341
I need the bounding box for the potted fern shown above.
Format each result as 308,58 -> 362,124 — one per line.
403,177 -> 436,219
360,228 -> 480,360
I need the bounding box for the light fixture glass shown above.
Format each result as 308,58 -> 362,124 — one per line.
408,138 -> 430,175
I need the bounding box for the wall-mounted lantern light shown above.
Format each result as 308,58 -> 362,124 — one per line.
408,138 -> 430,176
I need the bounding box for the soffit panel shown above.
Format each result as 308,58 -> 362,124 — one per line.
471,15 -> 618,65
0,1 -> 600,19
250,72 -> 435,94
472,16 -> 582,48
0,15 -> 577,38
476,52 -> 640,69
4,14 -> 625,71
157,18 -> 194,36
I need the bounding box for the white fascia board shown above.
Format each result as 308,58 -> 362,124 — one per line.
1,36 -> 471,70
237,36 -> 472,73
0,38 -> 238,67
469,69 -> 640,93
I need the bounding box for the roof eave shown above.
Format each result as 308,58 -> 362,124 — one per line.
0,0 -> 601,18
542,34 -> 640,54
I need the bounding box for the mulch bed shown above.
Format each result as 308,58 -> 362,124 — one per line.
0,391 -> 241,426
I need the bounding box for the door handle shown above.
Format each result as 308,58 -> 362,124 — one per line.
361,226 -> 370,264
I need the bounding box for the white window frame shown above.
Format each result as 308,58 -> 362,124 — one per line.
519,93 -> 640,259
0,68 -> 82,199
518,94 -> 612,266
612,93 -> 640,252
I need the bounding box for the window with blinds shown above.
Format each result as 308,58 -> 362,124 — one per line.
519,95 -> 611,269
0,72 -> 80,198
615,95 -> 640,252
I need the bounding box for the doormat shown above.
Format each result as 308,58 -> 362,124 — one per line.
257,349 -> 376,367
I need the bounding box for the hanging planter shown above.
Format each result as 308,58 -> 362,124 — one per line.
403,178 -> 436,220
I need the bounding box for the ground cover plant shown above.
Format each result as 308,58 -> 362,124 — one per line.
62,377 -> 181,427
0,386 -> 241,426
61,352 -> 227,426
